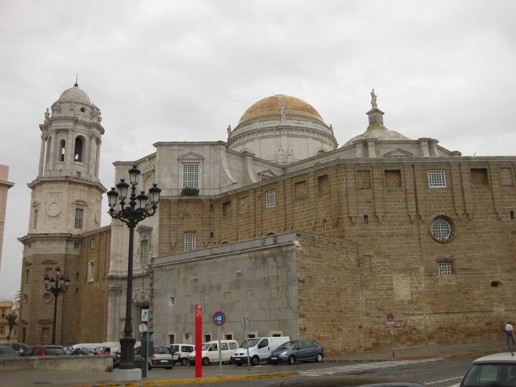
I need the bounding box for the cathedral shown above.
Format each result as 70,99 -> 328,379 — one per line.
18,83 -> 516,355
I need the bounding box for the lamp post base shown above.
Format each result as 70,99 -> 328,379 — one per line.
112,368 -> 142,382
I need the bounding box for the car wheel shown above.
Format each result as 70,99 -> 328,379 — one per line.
316,353 -> 323,362
288,355 -> 295,365
166,366 -> 172,369
181,358 -> 188,366
251,356 -> 260,366
202,357 -> 210,366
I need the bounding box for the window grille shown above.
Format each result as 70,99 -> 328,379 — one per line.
431,218 -> 452,242
428,170 -> 446,188
438,261 -> 453,276
183,164 -> 199,188
74,208 -> 84,229
265,190 -> 276,208
184,233 -> 196,252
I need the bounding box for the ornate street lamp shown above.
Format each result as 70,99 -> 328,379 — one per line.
44,265 -> 70,345
107,165 -> 161,370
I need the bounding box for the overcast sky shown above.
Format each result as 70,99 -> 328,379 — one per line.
1,0 -> 515,300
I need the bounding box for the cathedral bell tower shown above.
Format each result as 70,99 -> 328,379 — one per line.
18,83 -> 106,345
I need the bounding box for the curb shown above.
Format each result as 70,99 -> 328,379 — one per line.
70,371 -> 298,387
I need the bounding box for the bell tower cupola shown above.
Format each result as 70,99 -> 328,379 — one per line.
25,82 -> 106,236
38,82 -> 104,181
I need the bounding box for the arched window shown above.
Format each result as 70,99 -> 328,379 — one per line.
74,137 -> 84,162
60,140 -> 66,162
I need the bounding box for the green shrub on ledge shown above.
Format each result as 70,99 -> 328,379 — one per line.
181,187 -> 199,196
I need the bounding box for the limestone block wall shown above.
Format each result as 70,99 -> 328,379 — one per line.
152,157 -> 516,351
151,233 -> 301,347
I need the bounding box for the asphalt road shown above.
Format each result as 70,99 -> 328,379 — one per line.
164,356 -> 474,387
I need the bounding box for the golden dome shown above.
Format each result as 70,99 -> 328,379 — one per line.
237,95 -> 324,126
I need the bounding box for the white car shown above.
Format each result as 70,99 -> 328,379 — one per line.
169,343 -> 194,366
135,345 -> 176,370
188,340 -> 239,366
460,352 -> 516,386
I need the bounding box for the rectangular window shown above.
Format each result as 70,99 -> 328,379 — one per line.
183,164 -> 199,188
385,170 -> 402,187
34,209 -> 38,229
317,174 -> 329,195
184,233 -> 196,252
438,261 -> 453,276
428,170 -> 446,188
357,170 -> 371,189
294,181 -> 308,200
87,260 -> 95,282
90,238 -> 96,249
265,190 -> 276,208
500,168 -> 513,186
74,208 -> 84,229
238,197 -> 248,214
471,168 -> 488,186
222,201 -> 231,218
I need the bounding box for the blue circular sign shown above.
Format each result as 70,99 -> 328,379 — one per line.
212,311 -> 226,326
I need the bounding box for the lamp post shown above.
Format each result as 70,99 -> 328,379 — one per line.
44,265 -> 70,345
107,165 -> 161,370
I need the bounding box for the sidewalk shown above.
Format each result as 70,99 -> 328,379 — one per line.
0,340 -> 508,387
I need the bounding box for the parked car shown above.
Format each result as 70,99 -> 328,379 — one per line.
22,345 -> 68,356
68,343 -> 102,355
70,347 -> 91,355
135,345 -> 175,370
169,343 -> 194,365
0,345 -> 20,358
267,339 -> 324,365
187,339 -> 239,366
233,336 -> 291,366
459,352 -> 516,386
96,341 -> 120,356
0,342 -> 29,355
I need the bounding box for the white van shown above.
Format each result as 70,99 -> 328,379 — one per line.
232,336 -> 291,366
69,343 -> 102,355
97,341 -> 121,355
169,343 -> 195,365
187,339 -> 239,366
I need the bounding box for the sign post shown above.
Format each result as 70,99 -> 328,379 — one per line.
195,304 -> 202,378
212,311 -> 226,377
241,317 -> 250,371
138,322 -> 148,377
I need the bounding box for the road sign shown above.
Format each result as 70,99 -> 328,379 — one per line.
212,311 -> 226,326
138,323 -> 148,333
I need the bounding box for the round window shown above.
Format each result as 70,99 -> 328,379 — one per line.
431,217 -> 454,242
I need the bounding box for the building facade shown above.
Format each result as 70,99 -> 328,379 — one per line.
0,164 -> 14,271
18,86 -> 516,355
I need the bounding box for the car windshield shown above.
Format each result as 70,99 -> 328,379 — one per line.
45,347 -> 66,355
240,338 -> 260,349
276,341 -> 294,350
462,363 -> 516,386
202,343 -> 211,350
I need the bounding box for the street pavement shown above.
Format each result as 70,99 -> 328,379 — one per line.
0,340 -> 508,387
